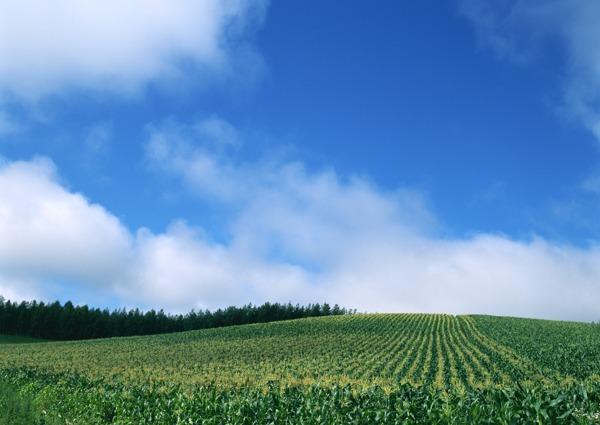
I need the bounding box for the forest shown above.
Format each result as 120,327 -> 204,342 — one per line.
0,297 -> 353,341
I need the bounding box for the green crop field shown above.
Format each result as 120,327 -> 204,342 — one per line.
1,313 -> 600,424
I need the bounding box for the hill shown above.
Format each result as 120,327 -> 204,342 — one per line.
1,313 -> 599,423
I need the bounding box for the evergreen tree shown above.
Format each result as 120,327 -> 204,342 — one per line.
0,296 -> 353,341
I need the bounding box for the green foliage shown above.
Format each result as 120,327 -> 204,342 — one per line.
470,315 -> 600,380
0,297 -> 351,341
0,334 -> 47,344
1,369 -> 596,425
0,380 -> 60,425
1,313 -> 599,423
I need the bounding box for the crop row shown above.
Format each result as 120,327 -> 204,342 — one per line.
471,315 -> 600,381
2,367 -> 597,425
3,313 -> 600,423
1,313 -> 587,391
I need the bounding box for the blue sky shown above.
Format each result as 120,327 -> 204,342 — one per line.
1,1 -> 600,322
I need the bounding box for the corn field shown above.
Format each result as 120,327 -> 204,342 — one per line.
1,313 -> 600,424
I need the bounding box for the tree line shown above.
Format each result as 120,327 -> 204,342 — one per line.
0,296 -> 354,341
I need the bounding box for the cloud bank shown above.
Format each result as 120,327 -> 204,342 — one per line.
0,158 -> 132,302
1,1 -> 599,322
0,0 -> 268,102
2,119 -> 600,322
460,1 -> 600,141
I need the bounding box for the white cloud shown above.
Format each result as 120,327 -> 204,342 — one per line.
0,158 -> 133,289
0,0 -> 268,102
460,1 -> 600,141
2,142 -> 600,321
129,222 -> 240,311
144,117 -> 246,202
0,155 -> 317,314
139,118 -> 600,322
328,234 -> 600,321
125,221 -> 316,313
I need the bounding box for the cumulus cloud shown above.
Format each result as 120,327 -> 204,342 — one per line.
124,221 -> 316,313
0,0 -> 268,102
460,1 -> 600,141
330,235 -> 600,321
0,155 -> 318,313
138,118 -> 600,322
2,1 -> 599,322
0,158 -> 133,298
2,130 -> 600,321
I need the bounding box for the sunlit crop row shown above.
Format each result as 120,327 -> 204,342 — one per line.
2,313 -> 600,423
3,313 -> 597,391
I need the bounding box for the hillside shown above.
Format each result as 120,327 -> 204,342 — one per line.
471,315 -> 600,381
1,313 -> 599,423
